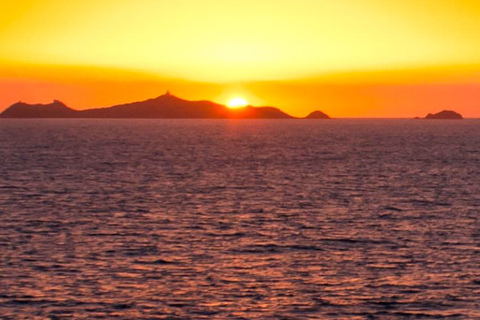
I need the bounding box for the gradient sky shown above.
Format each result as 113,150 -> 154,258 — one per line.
1,0 -> 480,117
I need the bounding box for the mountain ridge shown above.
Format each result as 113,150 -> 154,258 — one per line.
1,100 -> 77,118
0,92 -> 331,119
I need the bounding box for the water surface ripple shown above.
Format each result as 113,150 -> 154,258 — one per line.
1,119 -> 480,319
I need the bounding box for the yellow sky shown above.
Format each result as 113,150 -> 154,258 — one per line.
1,0 -> 480,117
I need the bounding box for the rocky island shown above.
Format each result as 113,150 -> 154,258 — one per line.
0,92 -> 331,120
305,110 -> 330,119
423,110 -> 463,120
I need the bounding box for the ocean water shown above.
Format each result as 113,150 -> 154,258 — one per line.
1,119 -> 480,319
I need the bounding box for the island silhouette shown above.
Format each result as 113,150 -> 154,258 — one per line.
423,110 -> 463,120
0,92 -> 331,119
305,110 -> 330,119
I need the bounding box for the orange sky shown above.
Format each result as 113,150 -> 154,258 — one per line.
1,0 -> 480,117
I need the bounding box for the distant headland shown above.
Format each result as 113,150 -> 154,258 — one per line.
0,92 -> 331,120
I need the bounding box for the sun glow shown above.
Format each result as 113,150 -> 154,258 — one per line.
1,1 -> 480,117
227,97 -> 248,108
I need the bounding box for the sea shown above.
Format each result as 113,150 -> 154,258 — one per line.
1,119 -> 480,319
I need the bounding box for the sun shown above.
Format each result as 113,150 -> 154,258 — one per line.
227,97 -> 248,108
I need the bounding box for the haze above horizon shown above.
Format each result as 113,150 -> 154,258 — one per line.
1,0 -> 480,117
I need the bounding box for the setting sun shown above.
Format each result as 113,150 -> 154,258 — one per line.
227,97 -> 248,108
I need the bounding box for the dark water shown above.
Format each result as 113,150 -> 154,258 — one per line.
1,119 -> 480,319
